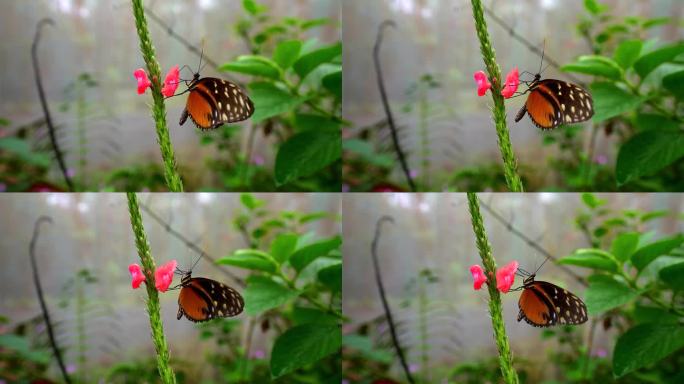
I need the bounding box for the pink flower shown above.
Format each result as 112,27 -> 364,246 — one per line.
496,260 -> 519,293
500,67 -> 519,99
594,154 -> 608,165
161,65 -> 180,97
154,260 -> 177,292
134,68 -> 152,95
469,264 -> 487,290
128,263 -> 146,289
474,71 -> 492,97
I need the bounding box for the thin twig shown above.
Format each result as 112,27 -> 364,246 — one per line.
373,20 -> 416,192
139,202 -> 245,287
371,216 -> 416,384
32,19 -> 74,191
478,198 -> 587,286
29,216 -> 72,384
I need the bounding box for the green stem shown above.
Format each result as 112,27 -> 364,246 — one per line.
467,193 -> 519,384
131,0 -> 183,191
470,0 -> 524,192
126,193 -> 177,384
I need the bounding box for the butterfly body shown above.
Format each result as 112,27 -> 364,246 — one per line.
515,75 -> 593,130
179,73 -> 254,130
176,272 -> 244,322
517,274 -> 587,327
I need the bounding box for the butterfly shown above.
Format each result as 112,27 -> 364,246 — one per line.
516,273 -> 588,327
176,271 -> 244,322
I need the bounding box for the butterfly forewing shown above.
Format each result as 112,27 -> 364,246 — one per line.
516,79 -> 594,130
518,279 -> 588,327
180,77 -> 254,130
177,277 -> 244,323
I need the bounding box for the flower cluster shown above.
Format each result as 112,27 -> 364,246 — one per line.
133,65 -> 180,97
473,67 -> 519,99
128,260 -> 178,292
469,260 -> 519,293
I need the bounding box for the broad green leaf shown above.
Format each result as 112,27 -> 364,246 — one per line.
317,262 -> 342,292
610,232 -> 640,262
342,334 -> 393,363
293,42 -> 342,79
219,55 -> 281,79
275,131 -> 341,186
561,55 -> 623,80
299,211 -> 332,224
633,41 -> 684,79
343,139 -> 393,168
616,129 -> 684,185
273,40 -> 302,69
270,233 -> 299,263
614,39 -> 642,69
301,18 -> 330,30
581,193 -> 605,209
322,69 -> 342,99
244,276 -> 300,316
0,334 -> 50,364
0,137 -> 50,167
632,304 -> 680,324
659,261 -> 684,290
242,0 -> 266,15
240,193 -> 263,210
294,113 -> 342,132
558,249 -> 618,272
583,0 -> 607,14
590,82 -> 646,122
635,113 -> 680,131
270,324 -> 341,378
631,235 -> 684,270
663,70 -> 684,100
613,323 -> 684,377
290,235 -> 342,272
640,210 -> 669,222
585,274 -> 638,315
248,82 -> 308,123
216,249 -> 277,273
292,307 -> 339,325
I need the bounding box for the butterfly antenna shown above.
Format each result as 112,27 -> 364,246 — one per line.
533,256 -> 550,275
197,40 -> 205,75
538,39 -> 546,75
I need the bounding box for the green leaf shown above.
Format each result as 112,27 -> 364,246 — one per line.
561,55 -> 623,80
632,304 -> 679,324
343,139 -> 393,168
270,324 -> 341,378
663,70 -> 684,100
273,40 -> 302,69
590,82 -> 646,122
294,113 -> 342,132
293,42 -> 342,79
583,0 -> 607,14
581,193 -> 606,209
617,129 -> 684,185
0,334 -> 50,364
242,0 -> 266,15
248,82 -> 308,123
0,137 -> 51,167
292,307 -> 339,325
659,261 -> 684,290
244,275 -> 300,316
614,39 -> 643,69
635,113 -> 680,131
322,69 -> 342,99
240,193 -> 263,210
633,41 -> 684,79
270,233 -> 299,263
642,17 -> 671,29
558,249 -> 618,272
342,334 -> 393,363
610,232 -> 640,262
641,210 -> 669,222
585,274 -> 638,315
631,235 -> 684,270
613,323 -> 684,377
317,262 -> 342,292
290,235 -> 342,272
216,249 -> 277,273
219,55 -> 281,79
299,211 -> 332,224
275,131 -> 341,185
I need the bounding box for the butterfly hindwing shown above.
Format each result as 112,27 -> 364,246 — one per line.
534,280 -> 588,325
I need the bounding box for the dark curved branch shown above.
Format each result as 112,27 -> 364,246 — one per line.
373,20 -> 416,192
32,19 -> 73,191
478,198 -> 587,286
139,202 -> 245,287
29,216 -> 72,384
371,216 -> 415,384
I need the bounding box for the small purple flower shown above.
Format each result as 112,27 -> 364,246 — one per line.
66,364 -> 77,374
0,183 -> 6,192
409,169 -> 419,179
66,168 -> 76,178
342,380 -> 350,384
251,349 -> 265,359
252,154 -> 265,166
409,363 -> 419,373
594,154 -> 608,165
592,348 -> 607,358
342,183 -> 350,193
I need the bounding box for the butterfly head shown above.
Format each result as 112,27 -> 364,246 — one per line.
523,274 -> 536,287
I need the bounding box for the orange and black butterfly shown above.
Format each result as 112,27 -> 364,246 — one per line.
174,268 -> 244,323
174,54 -> 254,130
514,270 -> 588,327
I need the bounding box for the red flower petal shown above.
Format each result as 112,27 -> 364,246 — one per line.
473,71 -> 492,97
161,65 -> 180,98
134,68 -> 152,95
128,263 -> 146,289
501,67 -> 519,99
496,260 -> 519,293
469,264 -> 488,290
154,260 -> 178,292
